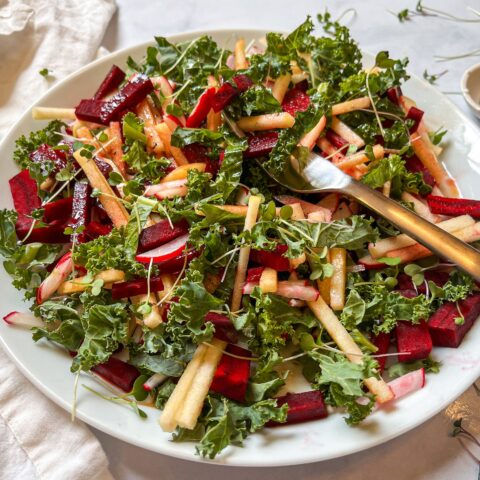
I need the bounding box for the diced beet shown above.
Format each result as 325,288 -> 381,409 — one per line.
397,271 -> 450,294
372,332 -> 391,373
325,129 -> 349,152
210,344 -> 251,403
426,195 -> 480,218
386,86 -> 403,106
75,99 -> 105,124
138,219 -> 189,253
396,321 -> 432,362
29,144 -> 67,174
85,221 -> 112,240
91,357 -> 140,392
94,157 -> 113,177
211,82 -> 239,112
185,87 -> 216,128
406,106 -> 424,133
405,155 -> 435,188
100,75 -> 154,124
9,169 -> 41,215
282,86 -> 310,116
246,267 -> 265,283
250,244 -> 290,271
232,74 -> 254,92
244,132 -> 279,158
111,276 -> 165,299
181,143 -> 210,163
69,182 -> 91,243
93,65 -> 126,100
156,249 -> 201,274
428,293 -> 480,347
205,312 -> 238,343
268,391 -> 328,426
16,218 -> 70,244
43,197 -> 73,223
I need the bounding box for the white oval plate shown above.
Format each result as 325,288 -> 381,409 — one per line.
1,29 -> 480,467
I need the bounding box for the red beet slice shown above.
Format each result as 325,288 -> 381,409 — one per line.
93,65 -> 126,100
246,267 -> 265,283
250,244 -> 290,271
282,86 -> 310,116
85,221 -> 112,240
211,83 -> 239,112
16,218 -> 70,244
428,293 -> 480,347
9,169 -> 41,215
210,344 -> 251,403
325,129 -> 349,152
138,219 -> 189,253
232,74 -> 254,92
244,132 -> 279,158
396,321 -> 432,362
74,99 -> 105,124
268,391 -> 328,426
386,86 -> 403,106
405,155 -> 435,188
43,197 -> 73,223
406,106 -> 424,133
426,195 -> 480,218
205,312 -> 238,343
372,332 -> 391,373
181,143 -> 210,163
68,182 -> 91,243
111,276 -> 165,299
185,87 -> 216,128
29,144 -> 67,174
92,356 -> 140,392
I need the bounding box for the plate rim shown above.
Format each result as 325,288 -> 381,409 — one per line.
0,27 -> 479,467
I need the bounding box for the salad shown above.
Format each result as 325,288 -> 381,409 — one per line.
2,14 -> 480,459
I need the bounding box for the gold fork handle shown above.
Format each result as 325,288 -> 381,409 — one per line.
343,180 -> 480,281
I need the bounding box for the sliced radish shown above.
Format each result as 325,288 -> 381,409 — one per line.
143,372 -> 168,391
3,311 -> 44,328
36,252 -> 74,304
387,368 -> 425,400
144,179 -> 187,196
358,254 -> 385,270
135,233 -> 188,264
235,186 -> 250,206
307,210 -> 332,223
288,298 -> 306,308
154,186 -> 188,200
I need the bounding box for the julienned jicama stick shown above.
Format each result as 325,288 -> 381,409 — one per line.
159,337 -> 227,432
234,38 -> 248,70
299,115 -> 327,150
330,117 -> 365,147
131,293 -> 162,329
57,269 -> 126,295
160,163 -> 207,183
259,267 -> 278,293
136,99 -> 164,156
237,112 -> 295,131
73,150 -> 130,227
329,248 -> 346,311
307,296 -> 394,403
331,97 -> 371,116
231,195 -> 262,312
336,144 -> 384,171
410,133 -> 459,198
271,73 -> 291,103
32,107 -> 77,120
400,192 -> 438,224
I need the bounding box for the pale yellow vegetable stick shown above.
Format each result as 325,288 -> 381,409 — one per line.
336,144 -> 384,171
176,338 -> 227,429
307,297 -> 394,403
131,293 -> 163,329
329,248 -> 346,311
74,150 -> 129,227
32,107 -> 76,120
331,97 -> 371,116
159,343 -> 209,432
231,195 -> 262,312
259,267 -> 278,293
299,115 -> 327,150
161,163 -> 207,183
57,269 -> 125,295
136,99 -> 164,156
330,117 -> 365,147
237,112 -> 295,131
271,73 -> 291,103
234,38 -> 248,70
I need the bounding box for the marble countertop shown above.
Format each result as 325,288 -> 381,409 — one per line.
96,1 -> 480,478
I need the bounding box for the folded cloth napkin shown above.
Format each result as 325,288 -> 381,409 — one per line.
0,1 -> 116,479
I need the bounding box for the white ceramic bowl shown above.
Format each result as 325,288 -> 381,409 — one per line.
461,63 -> 480,118
1,29 -> 480,467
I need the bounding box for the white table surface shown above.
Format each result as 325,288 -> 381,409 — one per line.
96,1 -> 480,478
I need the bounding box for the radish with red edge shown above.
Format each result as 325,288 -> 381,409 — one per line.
36,252 -> 74,304
135,233 -> 188,264
268,391 -> 328,426
143,373 -> 168,392
358,254 -> 385,270
3,311 -> 44,328
276,281 -> 319,302
387,368 -> 425,400
144,179 -> 187,196
185,87 -> 216,128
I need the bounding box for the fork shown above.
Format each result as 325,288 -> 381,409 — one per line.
258,152 -> 480,281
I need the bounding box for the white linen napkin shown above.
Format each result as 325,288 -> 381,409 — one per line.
0,1 -> 116,479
